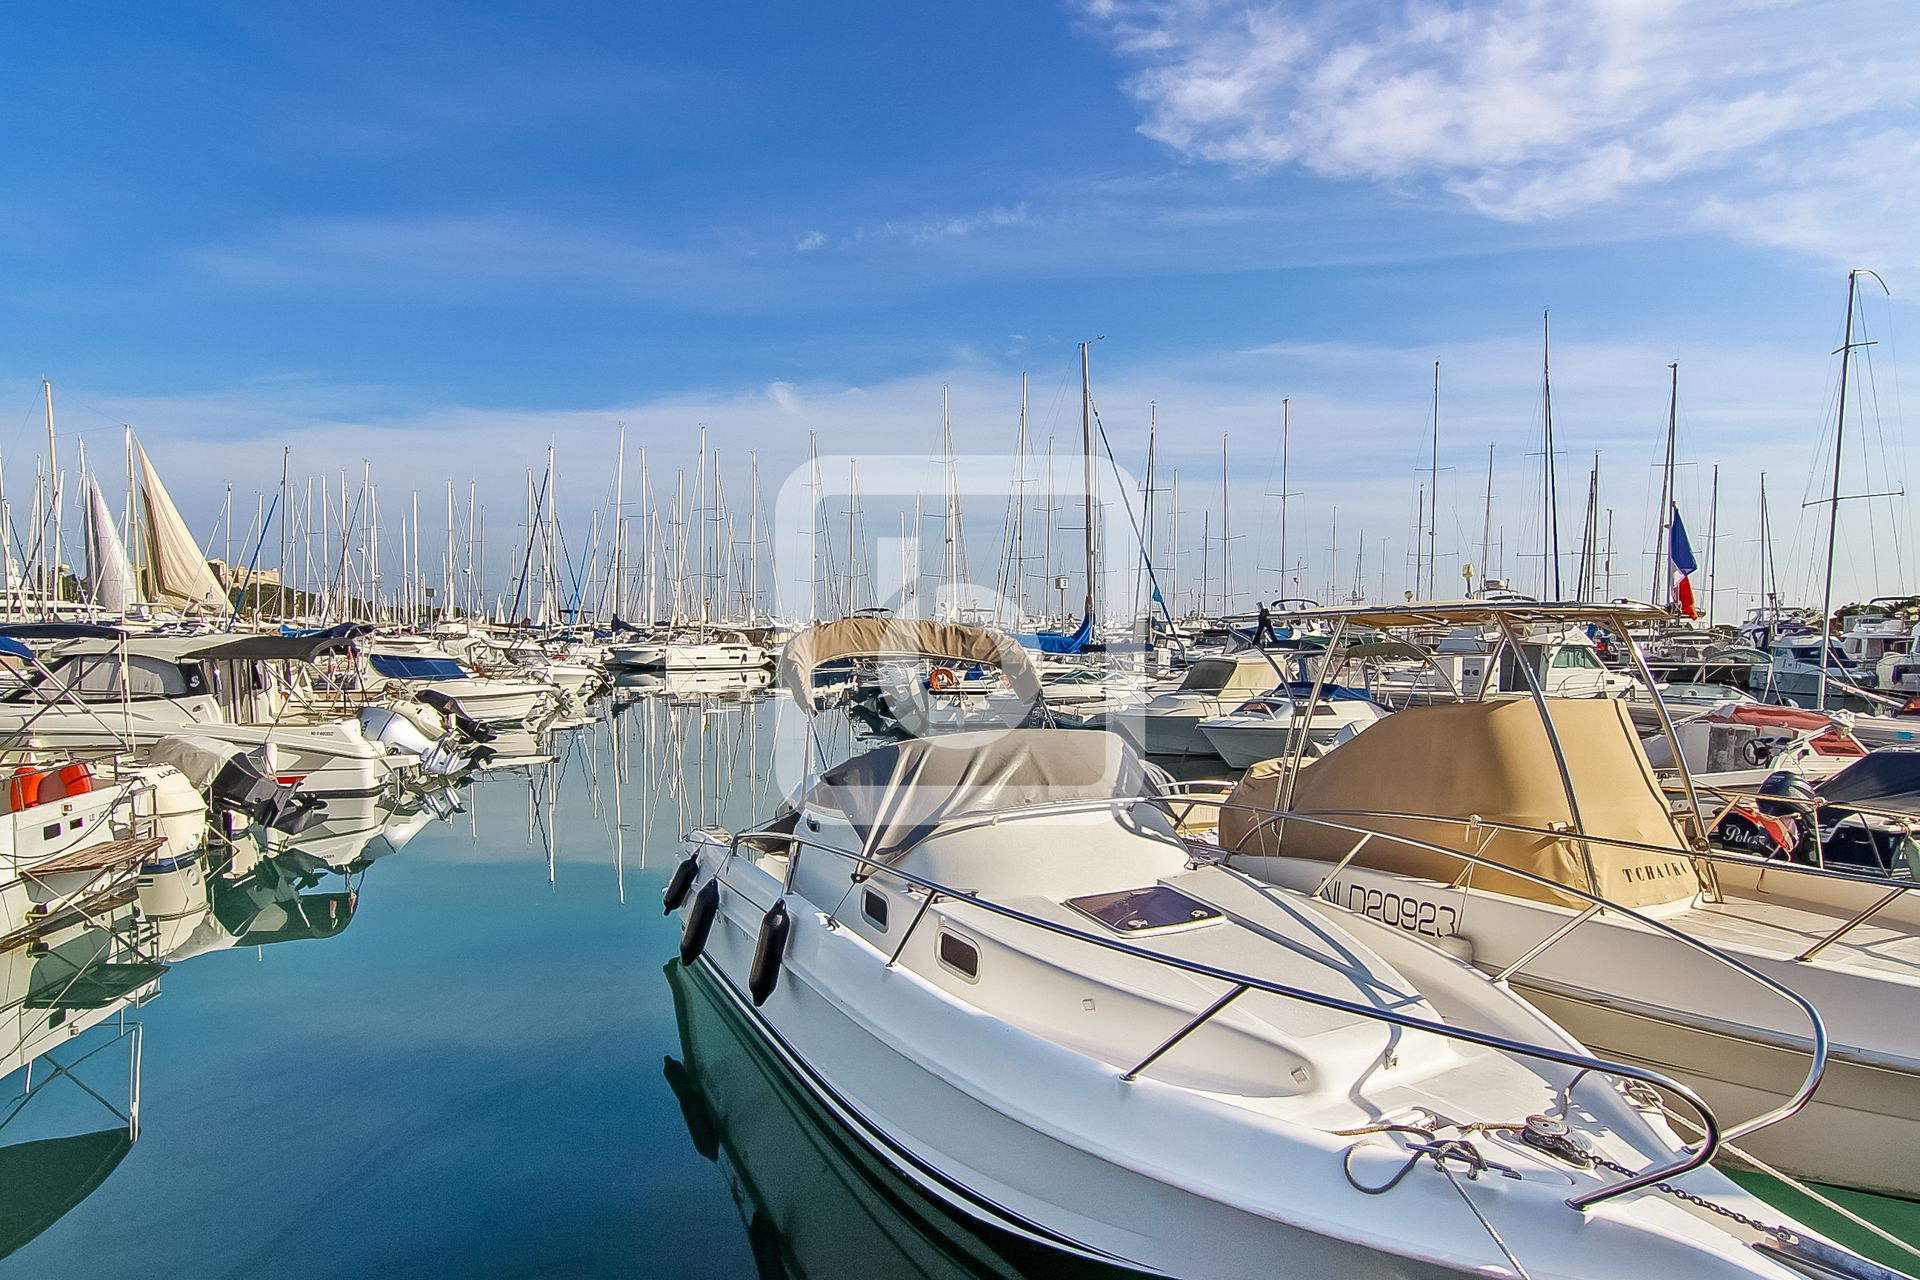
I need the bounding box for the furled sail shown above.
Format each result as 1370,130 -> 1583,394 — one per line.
82,474 -> 138,613
135,439 -> 230,612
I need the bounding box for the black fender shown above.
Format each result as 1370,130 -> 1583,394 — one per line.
747,900 -> 791,1007
679,879 -> 721,966
662,855 -> 699,914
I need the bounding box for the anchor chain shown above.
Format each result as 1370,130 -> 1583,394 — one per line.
1587,1153 -> 1801,1246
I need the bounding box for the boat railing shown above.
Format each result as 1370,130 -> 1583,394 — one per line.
723,808 -> 1739,1211
1157,792 -> 1831,1159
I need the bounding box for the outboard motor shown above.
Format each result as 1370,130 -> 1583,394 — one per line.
415,688 -> 496,743
1713,769 -> 1818,862
210,752 -> 328,835
147,735 -> 329,835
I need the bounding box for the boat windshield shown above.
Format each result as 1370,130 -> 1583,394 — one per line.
805,728 -> 1153,861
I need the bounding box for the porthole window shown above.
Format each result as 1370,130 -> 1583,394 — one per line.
937,930 -> 979,981
862,889 -> 889,930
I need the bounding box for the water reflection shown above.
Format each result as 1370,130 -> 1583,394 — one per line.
663,961 -> 1125,1280
1,777 -> 471,1260
0,901 -> 149,1261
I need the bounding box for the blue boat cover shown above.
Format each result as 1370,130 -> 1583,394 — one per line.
1016,612 -> 1095,655
369,653 -> 467,681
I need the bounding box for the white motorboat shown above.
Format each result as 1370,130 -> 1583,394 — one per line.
0,753 -> 207,939
608,628 -> 769,672
1198,682 -> 1392,769
1641,702 -> 1870,788
1373,618 -> 1637,708
361,644 -> 559,727
1218,600 -> 1920,1199
664,618 -> 1875,1280
1108,650 -> 1286,757
0,630 -> 415,795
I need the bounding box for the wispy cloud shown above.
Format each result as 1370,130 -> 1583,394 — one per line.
847,202 -> 1034,246
1077,0 -> 1920,265
185,215 -> 706,300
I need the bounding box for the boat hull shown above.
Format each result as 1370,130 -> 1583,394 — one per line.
687,910 -> 1470,1280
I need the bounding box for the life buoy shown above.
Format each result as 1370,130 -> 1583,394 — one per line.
928,667 -> 957,693
9,766 -> 47,812
662,855 -> 699,915
748,900 -> 791,1007
679,879 -> 721,965
57,763 -> 93,797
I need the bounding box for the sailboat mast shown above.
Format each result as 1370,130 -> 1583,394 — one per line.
1138,401 -> 1155,621
1653,362 -> 1678,605
1081,342 -> 1097,623
1428,361 -> 1440,599
1479,443 -> 1494,593
1279,398 -> 1290,595
43,381 -> 60,610
1819,270 -> 1864,710
1706,462 -> 1719,627
611,424 -> 626,623
1540,312 -> 1560,598
1759,472 -> 1775,612
277,448 -> 290,618
1218,433 -> 1229,616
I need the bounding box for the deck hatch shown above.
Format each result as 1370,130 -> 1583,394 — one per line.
1066,885 -> 1223,936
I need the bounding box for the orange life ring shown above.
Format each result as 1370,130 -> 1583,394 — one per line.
9,766 -> 47,812
928,667 -> 958,693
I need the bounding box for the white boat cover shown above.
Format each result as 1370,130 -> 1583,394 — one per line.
82,475 -> 138,613
145,734 -> 246,786
778,617 -> 1042,712
136,438 -> 230,612
1221,698 -> 1705,909
807,728 -> 1149,861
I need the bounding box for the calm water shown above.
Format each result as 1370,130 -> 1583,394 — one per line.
3,691 -> 1914,1277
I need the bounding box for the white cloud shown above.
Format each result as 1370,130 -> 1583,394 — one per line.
794,229 -> 827,252
1078,0 -> 1920,265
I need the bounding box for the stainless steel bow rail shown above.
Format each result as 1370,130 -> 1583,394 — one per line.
707,803 -> 1744,1212
1161,792 -> 1831,1165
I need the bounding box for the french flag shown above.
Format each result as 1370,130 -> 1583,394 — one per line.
1670,506 -> 1699,619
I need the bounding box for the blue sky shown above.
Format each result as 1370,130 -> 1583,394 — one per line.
2,1 -> 1916,617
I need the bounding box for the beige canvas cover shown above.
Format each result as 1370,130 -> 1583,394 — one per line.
778,617 -> 1042,712
1220,698 -> 1700,909
136,439 -> 230,612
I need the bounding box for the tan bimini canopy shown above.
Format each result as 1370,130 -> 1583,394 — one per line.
1221,698 -> 1702,910
807,728 -> 1150,861
777,617 -> 1043,713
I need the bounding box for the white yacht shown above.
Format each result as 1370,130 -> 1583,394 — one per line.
665,618 -> 1875,1280
1198,682 -> 1392,769
1641,702 -> 1870,788
1373,616 -> 1636,707
0,631 -> 414,795
608,627 -> 769,672
360,638 -> 561,727
1108,650 -> 1288,757
1218,601 -> 1920,1199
